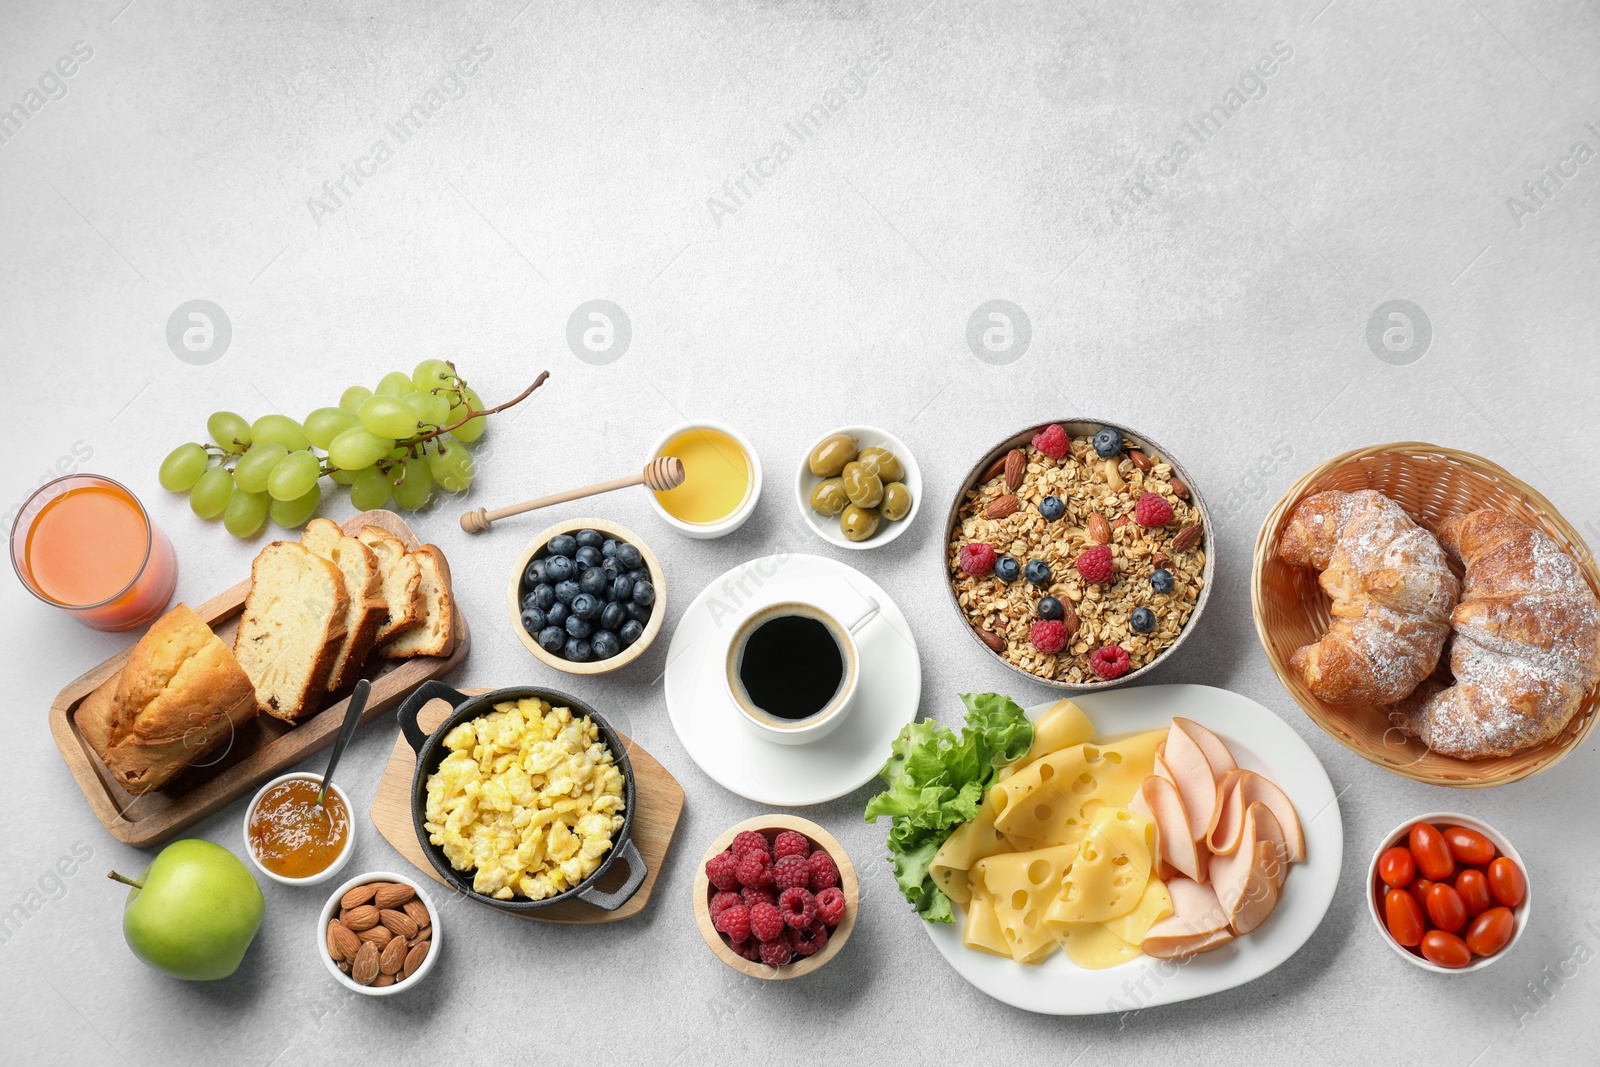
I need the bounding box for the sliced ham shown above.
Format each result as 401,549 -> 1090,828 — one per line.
1206,771 -> 1305,863
1173,717 -> 1238,779
1141,877 -> 1234,958
1140,776 -> 1206,883
1208,803 -> 1284,935
1144,925 -> 1236,959
1207,769 -> 1246,855
1162,723 -> 1218,842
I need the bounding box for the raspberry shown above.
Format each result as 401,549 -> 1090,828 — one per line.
771,854 -> 810,891
807,850 -> 840,891
730,937 -> 761,962
705,851 -> 741,892
740,886 -> 775,909
759,938 -> 793,967
1076,545 -> 1114,584
773,831 -> 810,860
735,850 -> 773,888
714,904 -> 751,942
779,887 -> 817,929
1029,619 -> 1067,655
709,890 -> 742,919
1031,423 -> 1069,459
815,886 -> 846,926
959,542 -> 996,577
748,901 -> 785,942
730,831 -> 770,859
788,920 -> 829,956
1134,492 -> 1174,527
1089,645 -> 1132,680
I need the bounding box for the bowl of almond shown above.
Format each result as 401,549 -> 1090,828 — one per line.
318,872 -> 439,995
944,420 -> 1213,689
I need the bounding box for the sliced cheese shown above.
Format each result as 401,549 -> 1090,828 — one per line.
962,894 -> 1012,957
1045,807 -> 1156,925
1005,699 -> 1095,775
1102,877 -> 1174,945
972,843 -> 1079,964
993,729 -> 1167,846
929,785 -> 1009,904
1051,922 -> 1143,970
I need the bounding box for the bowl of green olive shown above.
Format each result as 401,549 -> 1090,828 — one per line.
795,425 -> 921,550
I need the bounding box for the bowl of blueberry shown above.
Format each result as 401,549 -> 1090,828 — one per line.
507,518 -> 666,674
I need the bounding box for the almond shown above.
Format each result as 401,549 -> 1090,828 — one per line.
1061,600 -> 1080,638
379,909 -> 418,939
340,884 -> 378,911
1112,514 -> 1130,530
402,900 -> 430,926
357,925 -> 392,947
375,974 -> 396,987
338,960 -> 351,973
343,905 -> 380,932
408,930 -> 430,948
1129,450 -> 1152,472
980,455 -> 1008,483
380,934 -> 408,976
352,941 -> 380,985
1170,475 -> 1191,500
1171,524 -> 1203,552
1087,515 -> 1112,544
374,883 -> 415,911
1151,552 -> 1171,569
985,494 -> 1021,520
1003,449 -> 1026,491
402,940 -> 430,979
327,920 -> 360,962
975,628 -> 1004,653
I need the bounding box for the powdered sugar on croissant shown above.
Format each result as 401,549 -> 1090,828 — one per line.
1398,510 -> 1600,759
1280,490 -> 1458,705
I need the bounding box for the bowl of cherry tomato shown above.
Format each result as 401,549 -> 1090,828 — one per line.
1367,812 -> 1530,973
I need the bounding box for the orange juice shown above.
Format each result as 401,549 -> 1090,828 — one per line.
655,427 -> 751,524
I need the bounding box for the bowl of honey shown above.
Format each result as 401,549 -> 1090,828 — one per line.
243,772 -> 355,886
647,421 -> 761,538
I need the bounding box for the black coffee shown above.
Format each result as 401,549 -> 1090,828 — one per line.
737,613 -> 844,721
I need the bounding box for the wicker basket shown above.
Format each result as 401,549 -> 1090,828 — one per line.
1252,442 -> 1599,787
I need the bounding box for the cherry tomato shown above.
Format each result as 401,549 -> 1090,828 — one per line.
1488,857 -> 1527,907
1378,846 -> 1416,889
1409,822 -> 1455,881
1442,826 -> 1496,866
1385,887 -> 1426,947
1425,882 -> 1468,933
1465,907 -> 1516,958
1420,929 -> 1473,968
1456,868 -> 1492,917
1407,877 -> 1434,914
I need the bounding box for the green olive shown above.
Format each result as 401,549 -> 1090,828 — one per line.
841,461 -> 884,508
857,446 -> 904,483
840,504 -> 881,542
809,477 -> 849,516
807,434 -> 859,478
881,481 -> 912,521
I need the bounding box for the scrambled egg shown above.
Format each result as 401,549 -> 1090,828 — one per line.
424,696 -> 626,900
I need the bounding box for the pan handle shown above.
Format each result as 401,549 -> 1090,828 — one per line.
396,680 -> 470,754
575,839 -> 647,911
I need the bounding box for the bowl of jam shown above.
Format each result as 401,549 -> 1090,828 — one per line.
243,772 -> 355,886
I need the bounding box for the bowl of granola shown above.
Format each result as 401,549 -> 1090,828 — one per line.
944,421 -> 1213,689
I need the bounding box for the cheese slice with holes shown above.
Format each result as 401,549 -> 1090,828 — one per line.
998,698 -> 1096,783
992,729 -> 1167,846
1050,921 -> 1143,969
929,786 -> 1009,904
972,843 -> 1080,964
1102,877 -> 1174,945
1044,807 -> 1156,924
961,893 -> 1012,956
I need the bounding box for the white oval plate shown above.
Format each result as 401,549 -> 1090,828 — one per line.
924,683 -> 1342,1015
663,553 -> 921,805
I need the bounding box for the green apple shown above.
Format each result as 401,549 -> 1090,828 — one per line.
108,839 -> 264,981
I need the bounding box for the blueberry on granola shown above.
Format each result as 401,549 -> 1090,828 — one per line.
1037,596 -> 1064,621
1025,559 -> 1051,585
1092,427 -> 1122,458
1039,495 -> 1064,521
994,555 -> 1020,582
1130,607 -> 1156,633
1151,568 -> 1175,593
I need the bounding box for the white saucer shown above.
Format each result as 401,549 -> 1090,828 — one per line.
663,553 -> 921,806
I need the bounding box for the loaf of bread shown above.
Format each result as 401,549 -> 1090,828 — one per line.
301,518 -> 388,690
233,542 -> 349,722
358,526 -> 423,643
78,603 -> 257,795
380,545 -> 454,659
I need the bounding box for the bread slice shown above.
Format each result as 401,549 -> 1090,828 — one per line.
301,518 -> 388,690
233,542 -> 349,722
380,545 -> 455,659
358,526 -> 422,643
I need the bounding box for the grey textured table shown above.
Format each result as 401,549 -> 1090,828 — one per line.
3,2 -> 1597,1064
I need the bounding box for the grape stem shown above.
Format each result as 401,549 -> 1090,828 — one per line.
408,370 -> 549,447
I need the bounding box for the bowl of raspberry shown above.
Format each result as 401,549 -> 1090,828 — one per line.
693,815 -> 858,979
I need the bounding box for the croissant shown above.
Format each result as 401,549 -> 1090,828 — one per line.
1280,490 -> 1458,705
1398,510 -> 1600,759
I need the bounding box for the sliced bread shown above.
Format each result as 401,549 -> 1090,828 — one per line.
301,518 -> 388,690
380,545 -> 455,659
358,526 -> 423,643
233,542 -> 349,722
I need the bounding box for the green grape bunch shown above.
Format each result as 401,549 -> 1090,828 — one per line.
158,363 -> 550,539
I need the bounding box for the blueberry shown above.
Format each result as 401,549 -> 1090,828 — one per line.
600,602 -> 626,632
1130,607 -> 1156,633
591,630 -> 621,659
579,567 -> 607,596
632,579 -> 655,607
619,619 -> 644,646
615,543 -> 643,569
547,534 -> 578,558
545,554 -> 575,582
537,626 -> 565,653
575,529 -> 604,549
519,589 -> 543,612
520,607 -> 546,633
563,637 -> 592,661
1151,568 -> 1175,594
994,556 -> 1020,583
529,584 -> 556,611
1037,596 -> 1064,621
565,614 -> 594,639
1039,496 -> 1064,521
627,567 -> 650,583
625,601 -> 652,623
523,558 -> 549,586
554,579 -> 581,604
575,545 -> 603,569
601,539 -> 618,559
1025,560 -> 1051,586
601,557 -> 623,580
609,574 -> 634,602
571,592 -> 601,620
1092,427 -> 1122,459
545,601 -> 570,627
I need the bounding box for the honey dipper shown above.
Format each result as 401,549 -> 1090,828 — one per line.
460,456 -> 685,533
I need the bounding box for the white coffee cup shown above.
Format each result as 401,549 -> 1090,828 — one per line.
724,592 -> 880,746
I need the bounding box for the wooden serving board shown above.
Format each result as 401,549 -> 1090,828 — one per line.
49,510 -> 469,848
370,689 -> 685,924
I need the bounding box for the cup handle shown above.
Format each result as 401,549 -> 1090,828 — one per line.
842,593 -> 881,636
396,680 -> 470,754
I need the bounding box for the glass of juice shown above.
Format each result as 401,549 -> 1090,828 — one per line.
647,421 -> 762,538
10,475 -> 177,631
